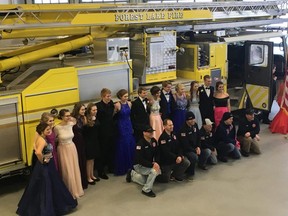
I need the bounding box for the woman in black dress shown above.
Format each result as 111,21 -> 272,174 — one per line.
71,102 -> 88,189
84,103 -> 101,184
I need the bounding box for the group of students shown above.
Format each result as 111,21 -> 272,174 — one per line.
16,76 -> 262,214
16,88 -> 137,215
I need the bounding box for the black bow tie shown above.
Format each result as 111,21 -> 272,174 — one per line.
165,93 -> 169,95
205,87 -> 210,90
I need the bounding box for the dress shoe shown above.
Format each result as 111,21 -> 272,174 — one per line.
217,156 -> 228,163
126,169 -> 132,183
88,181 -> 96,185
92,177 -> 100,182
141,190 -> 156,198
198,164 -> 208,170
186,174 -> 194,181
170,176 -> 183,182
99,173 -> 109,180
241,150 -> 250,157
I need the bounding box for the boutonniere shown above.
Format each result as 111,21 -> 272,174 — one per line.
200,89 -> 203,92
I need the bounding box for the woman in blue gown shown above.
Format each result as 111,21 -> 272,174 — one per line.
17,122 -> 77,216
172,83 -> 188,133
114,89 -> 135,175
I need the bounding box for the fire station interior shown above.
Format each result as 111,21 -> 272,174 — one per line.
1,0 -> 288,215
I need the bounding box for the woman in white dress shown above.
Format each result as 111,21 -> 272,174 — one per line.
188,81 -> 202,128
54,109 -> 84,199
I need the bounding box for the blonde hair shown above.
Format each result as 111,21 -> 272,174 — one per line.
101,88 -> 112,98
40,112 -> 54,123
175,83 -> 184,92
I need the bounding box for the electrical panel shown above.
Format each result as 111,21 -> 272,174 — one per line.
94,37 -> 130,62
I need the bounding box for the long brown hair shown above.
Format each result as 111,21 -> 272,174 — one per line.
86,103 -> 97,127
190,81 -> 199,101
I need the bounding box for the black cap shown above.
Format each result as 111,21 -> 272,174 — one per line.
142,125 -> 155,133
245,108 -> 255,115
222,112 -> 233,121
186,111 -> 195,120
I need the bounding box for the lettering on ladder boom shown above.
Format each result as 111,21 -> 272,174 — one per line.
114,12 -> 184,22
115,14 -> 144,22
168,12 -> 184,19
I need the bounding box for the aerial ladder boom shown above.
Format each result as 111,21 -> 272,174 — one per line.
0,1 -> 287,80
0,35 -> 93,72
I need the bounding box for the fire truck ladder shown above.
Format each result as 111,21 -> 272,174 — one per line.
0,1 -> 287,31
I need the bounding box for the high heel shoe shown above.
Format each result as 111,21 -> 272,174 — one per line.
92,177 -> 100,182
88,180 -> 96,185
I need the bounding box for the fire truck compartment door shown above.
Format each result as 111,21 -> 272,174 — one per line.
244,41 -> 273,111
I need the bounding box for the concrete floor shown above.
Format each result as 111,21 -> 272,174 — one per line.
1,124 -> 288,216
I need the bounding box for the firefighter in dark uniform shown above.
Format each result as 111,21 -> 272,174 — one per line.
199,118 -> 218,165
157,119 -> 190,183
178,112 -> 211,180
126,125 -> 160,198
237,108 -> 261,157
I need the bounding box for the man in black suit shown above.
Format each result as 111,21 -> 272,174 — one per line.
159,81 -> 176,121
131,87 -> 150,142
198,75 -> 214,122
96,88 -> 115,179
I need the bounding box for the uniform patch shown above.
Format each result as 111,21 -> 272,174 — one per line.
181,133 -> 186,137
201,137 -> 205,140
160,140 -> 166,144
136,146 -> 141,150
252,124 -> 256,128
152,142 -> 156,147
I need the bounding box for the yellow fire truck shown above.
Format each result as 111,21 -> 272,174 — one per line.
0,1 -> 287,177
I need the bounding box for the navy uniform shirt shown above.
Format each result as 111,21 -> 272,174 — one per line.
178,122 -> 200,153
158,130 -> 182,166
199,127 -> 215,151
215,122 -> 236,145
134,137 -> 158,168
237,117 -> 260,139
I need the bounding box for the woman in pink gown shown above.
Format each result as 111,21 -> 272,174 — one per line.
148,86 -> 164,141
213,81 -> 230,127
54,109 -> 84,199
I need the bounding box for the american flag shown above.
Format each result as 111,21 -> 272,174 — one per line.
280,70 -> 288,109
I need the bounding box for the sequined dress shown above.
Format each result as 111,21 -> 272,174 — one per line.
17,141 -> 77,216
114,103 -> 135,175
